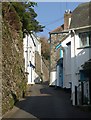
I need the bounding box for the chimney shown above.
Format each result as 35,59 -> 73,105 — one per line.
64,10 -> 72,30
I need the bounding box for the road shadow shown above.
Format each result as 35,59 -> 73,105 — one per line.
2,85 -> 91,119
41,81 -> 49,85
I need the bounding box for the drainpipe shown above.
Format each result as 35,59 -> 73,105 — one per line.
55,48 -> 57,88
72,30 -> 76,58
49,33 -> 51,86
72,30 -> 78,105
26,34 -> 28,73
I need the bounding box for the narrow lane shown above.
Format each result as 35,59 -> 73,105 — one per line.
3,83 -> 91,118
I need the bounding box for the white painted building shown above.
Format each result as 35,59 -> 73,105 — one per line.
59,34 -> 71,89
60,2 -> 91,105
23,33 -> 41,84
70,28 -> 91,105
50,2 -> 91,105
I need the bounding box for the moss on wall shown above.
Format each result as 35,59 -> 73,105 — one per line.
2,3 -> 26,114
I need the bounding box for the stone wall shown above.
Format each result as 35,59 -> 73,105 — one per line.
35,51 -> 41,78
2,3 -> 26,114
42,58 -> 49,82
35,51 -> 49,82
50,34 -> 60,71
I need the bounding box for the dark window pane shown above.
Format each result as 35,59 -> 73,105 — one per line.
79,33 -> 87,47
89,32 -> 91,45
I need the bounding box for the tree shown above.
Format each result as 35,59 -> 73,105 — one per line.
40,37 -> 50,60
11,2 -> 44,37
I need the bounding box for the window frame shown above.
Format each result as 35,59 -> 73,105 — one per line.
79,31 -> 91,48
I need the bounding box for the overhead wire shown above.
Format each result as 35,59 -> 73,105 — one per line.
38,3 -> 66,28
44,27 -> 52,31
44,16 -> 64,26
38,3 -> 67,37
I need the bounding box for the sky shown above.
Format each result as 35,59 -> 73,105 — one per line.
34,2 -> 84,38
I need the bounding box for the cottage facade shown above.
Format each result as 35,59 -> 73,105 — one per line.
23,33 -> 41,84
49,2 -> 91,105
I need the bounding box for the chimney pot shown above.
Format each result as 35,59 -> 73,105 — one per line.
64,10 -> 72,30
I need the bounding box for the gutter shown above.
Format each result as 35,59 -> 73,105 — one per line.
49,25 -> 91,35
49,33 -> 51,85
69,25 -> 91,31
32,32 -> 40,42
63,25 -> 91,33
49,31 -> 69,35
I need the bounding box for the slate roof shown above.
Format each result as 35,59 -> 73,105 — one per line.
50,24 -> 64,33
70,2 -> 91,28
50,2 -> 91,34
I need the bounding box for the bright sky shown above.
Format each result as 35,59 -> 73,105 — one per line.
34,2 -> 83,38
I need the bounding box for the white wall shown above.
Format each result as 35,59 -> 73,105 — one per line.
61,35 -> 72,88
50,71 -> 57,86
70,29 -> 91,105
23,33 -> 42,84
35,38 -> 41,55
61,29 -> 91,105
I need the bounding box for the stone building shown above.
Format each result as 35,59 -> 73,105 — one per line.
49,10 -> 71,86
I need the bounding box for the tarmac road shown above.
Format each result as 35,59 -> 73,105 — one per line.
2,82 -> 91,119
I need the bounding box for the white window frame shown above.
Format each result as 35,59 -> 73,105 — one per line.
79,31 -> 91,48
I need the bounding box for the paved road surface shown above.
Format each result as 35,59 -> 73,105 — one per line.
3,83 -> 91,119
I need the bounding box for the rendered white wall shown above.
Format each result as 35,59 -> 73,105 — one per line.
62,35 -> 71,88
23,34 -> 41,84
71,30 -> 91,105
50,71 -> 57,86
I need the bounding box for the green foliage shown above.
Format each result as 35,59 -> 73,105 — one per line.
9,96 -> 15,107
11,2 -> 44,37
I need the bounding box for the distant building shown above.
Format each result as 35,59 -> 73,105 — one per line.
49,25 -> 64,86
49,8 -> 71,86
23,33 -> 41,84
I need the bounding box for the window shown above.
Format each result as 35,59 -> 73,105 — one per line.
79,31 -> 91,47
